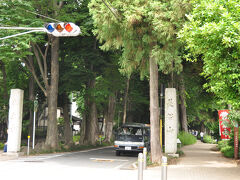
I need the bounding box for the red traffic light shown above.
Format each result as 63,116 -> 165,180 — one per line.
44,22 -> 81,37
64,23 -> 73,32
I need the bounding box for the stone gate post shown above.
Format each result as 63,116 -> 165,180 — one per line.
7,89 -> 24,154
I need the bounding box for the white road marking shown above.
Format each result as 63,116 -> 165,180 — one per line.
90,158 -> 129,162
10,154 -> 63,162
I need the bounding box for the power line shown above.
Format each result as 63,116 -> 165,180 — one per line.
17,7 -> 61,23
101,0 -> 120,20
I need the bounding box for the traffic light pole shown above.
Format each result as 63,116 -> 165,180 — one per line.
0,27 -> 45,40
0,30 -> 45,40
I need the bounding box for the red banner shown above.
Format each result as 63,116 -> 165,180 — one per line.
218,110 -> 231,140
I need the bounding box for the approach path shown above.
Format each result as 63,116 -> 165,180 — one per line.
165,140 -> 240,180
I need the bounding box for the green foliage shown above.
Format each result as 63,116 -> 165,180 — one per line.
228,110 -> 240,128
217,140 -> 228,150
204,121 -> 220,141
225,110 -> 240,151
0,0 -> 44,60
218,140 -> 239,158
73,135 -> 80,143
58,117 -> 64,126
220,144 -> 234,158
175,61 -> 218,133
179,0 -> 240,108
203,135 -> 216,144
89,0 -> 191,77
0,142 -> 4,150
177,131 -> 197,146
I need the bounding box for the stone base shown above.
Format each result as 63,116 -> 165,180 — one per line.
167,153 -> 179,158
0,151 -> 23,161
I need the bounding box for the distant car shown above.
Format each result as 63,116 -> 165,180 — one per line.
114,123 -> 150,156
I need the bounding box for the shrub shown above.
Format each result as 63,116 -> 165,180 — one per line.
0,142 -> 4,150
203,135 -> 216,144
218,140 -> 236,158
218,140 -> 228,149
178,131 -> 197,146
220,145 -> 234,158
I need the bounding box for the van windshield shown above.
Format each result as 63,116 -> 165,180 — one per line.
118,127 -> 143,136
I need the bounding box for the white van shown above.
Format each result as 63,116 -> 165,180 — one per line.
114,123 -> 150,156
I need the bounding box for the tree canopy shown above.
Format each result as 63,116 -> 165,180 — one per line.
179,0 -> 240,108
89,0 -> 191,77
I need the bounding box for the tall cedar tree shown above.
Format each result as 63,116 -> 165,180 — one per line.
89,0 -> 191,163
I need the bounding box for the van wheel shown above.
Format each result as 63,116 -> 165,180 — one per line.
116,151 -> 120,156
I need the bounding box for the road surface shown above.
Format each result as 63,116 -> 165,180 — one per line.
0,146 -> 140,180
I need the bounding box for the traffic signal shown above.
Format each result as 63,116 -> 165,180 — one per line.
44,22 -> 81,37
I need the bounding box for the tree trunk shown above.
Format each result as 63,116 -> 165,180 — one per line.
87,101 -> 98,145
45,36 -> 59,149
79,96 -> 87,145
0,60 -> 8,139
79,112 -> 86,145
179,74 -> 188,132
63,92 -> 73,146
105,93 -> 116,142
122,78 -> 130,124
0,60 -> 8,125
84,78 -> 98,145
149,52 -> 162,164
28,74 -> 35,136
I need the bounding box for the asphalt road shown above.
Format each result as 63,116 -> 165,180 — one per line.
0,146 -> 140,180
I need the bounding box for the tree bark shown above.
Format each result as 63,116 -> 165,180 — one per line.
0,61 -> 8,103
87,101 -> 98,145
63,92 -> 73,146
149,52 -> 162,164
179,74 -> 188,132
79,95 -> 88,145
0,60 -> 8,125
122,78 -> 130,124
28,74 -> 35,136
0,60 -> 8,138
79,112 -> 86,145
105,93 -> 116,142
84,78 -> 98,145
45,36 -> 59,149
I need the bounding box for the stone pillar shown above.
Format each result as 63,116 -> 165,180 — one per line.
164,88 -> 178,154
7,89 -> 24,153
